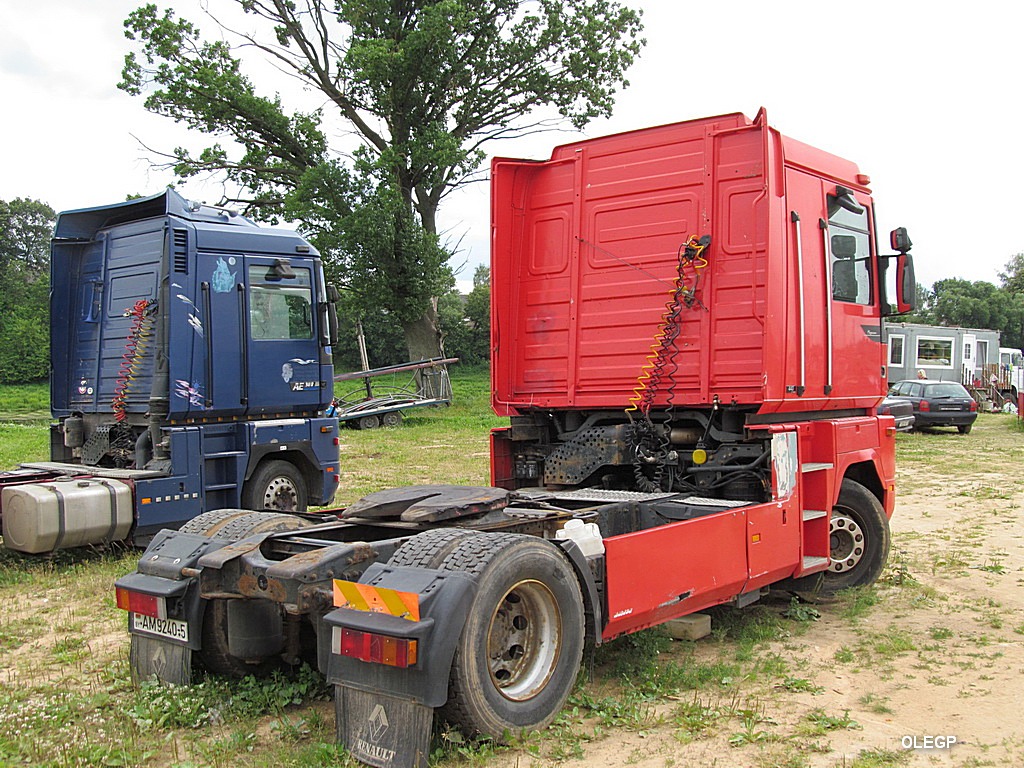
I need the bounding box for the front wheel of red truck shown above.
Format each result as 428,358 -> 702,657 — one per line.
438,534 -> 585,740
822,479 -> 891,594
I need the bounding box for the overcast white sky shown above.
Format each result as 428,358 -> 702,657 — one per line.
1,1 -> 1021,292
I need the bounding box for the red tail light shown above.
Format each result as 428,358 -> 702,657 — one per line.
334,627 -> 418,668
115,587 -> 166,619
919,400 -> 930,412
969,400 -> 978,412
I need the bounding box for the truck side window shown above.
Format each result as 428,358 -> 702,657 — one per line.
249,266 -> 313,340
827,197 -> 872,305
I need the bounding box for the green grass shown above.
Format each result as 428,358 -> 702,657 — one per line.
0,381 -> 50,470
0,382 -> 48,417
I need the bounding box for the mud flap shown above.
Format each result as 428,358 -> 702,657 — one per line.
335,684 -> 432,768
130,634 -> 192,686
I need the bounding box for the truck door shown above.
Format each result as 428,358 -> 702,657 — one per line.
243,257 -> 324,415
191,252 -> 245,417
785,171 -> 882,407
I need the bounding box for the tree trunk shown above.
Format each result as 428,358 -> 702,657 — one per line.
402,298 -> 442,361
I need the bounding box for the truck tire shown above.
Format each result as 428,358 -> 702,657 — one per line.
381,411 -> 403,428
437,534 -> 585,740
778,479 -> 890,599
388,528 -> 481,569
243,460 -> 308,512
825,479 -> 890,591
356,414 -> 380,430
178,509 -> 255,537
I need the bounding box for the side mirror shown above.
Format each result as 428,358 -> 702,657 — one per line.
890,227 -> 912,254
325,283 -> 340,347
895,253 -> 916,314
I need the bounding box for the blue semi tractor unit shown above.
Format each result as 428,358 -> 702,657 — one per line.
0,190 -> 341,553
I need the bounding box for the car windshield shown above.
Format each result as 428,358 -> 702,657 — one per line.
924,383 -> 968,398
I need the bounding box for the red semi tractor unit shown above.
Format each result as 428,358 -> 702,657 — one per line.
115,110 -> 915,768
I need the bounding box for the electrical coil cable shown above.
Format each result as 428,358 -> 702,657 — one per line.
626,235 -> 710,492
111,299 -> 155,423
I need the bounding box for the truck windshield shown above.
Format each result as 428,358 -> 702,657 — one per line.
250,267 -> 313,340
827,197 -> 872,305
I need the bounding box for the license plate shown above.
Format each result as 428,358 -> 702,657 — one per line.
131,613 -> 190,643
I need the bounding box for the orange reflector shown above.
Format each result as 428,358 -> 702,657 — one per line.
115,587 -> 166,619
333,579 -> 420,621
141,498 -> 152,505
326,466 -> 335,473
321,425 -> 333,433
334,627 -> 418,668
751,533 -> 761,543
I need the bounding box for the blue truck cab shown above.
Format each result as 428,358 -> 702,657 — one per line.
1,190 -> 340,552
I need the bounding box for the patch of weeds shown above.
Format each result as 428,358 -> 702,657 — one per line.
800,708 -> 861,736
837,586 -> 878,620
976,560 -> 1007,574
783,597 -> 821,623
778,677 -> 824,695
0,689 -> 145,766
433,728 -> 505,763
834,646 -> 855,664
709,605 -> 788,646
619,650 -> 741,698
228,664 -> 331,716
871,626 -> 916,658
0,615 -> 47,650
931,548 -> 970,575
753,652 -> 789,679
882,548 -> 916,587
594,628 -> 669,679
192,729 -> 258,763
929,626 -> 954,640
52,635 -> 88,664
1014,623 -> 1024,636
569,689 -> 660,730
840,747 -> 911,767
728,706 -> 774,747
857,693 -> 893,714
128,679 -> 228,729
672,696 -> 721,741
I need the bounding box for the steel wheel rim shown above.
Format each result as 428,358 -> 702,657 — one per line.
263,476 -> 298,511
829,510 -> 865,573
486,579 -> 562,701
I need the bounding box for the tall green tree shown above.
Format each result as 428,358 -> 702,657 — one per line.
120,0 -> 645,359
998,253 -> 1024,348
0,198 -> 55,383
928,277 -> 1024,350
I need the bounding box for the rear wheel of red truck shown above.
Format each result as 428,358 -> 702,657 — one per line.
438,534 -> 585,740
388,527 -> 481,568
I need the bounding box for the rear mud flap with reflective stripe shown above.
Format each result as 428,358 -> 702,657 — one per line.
335,685 -> 431,768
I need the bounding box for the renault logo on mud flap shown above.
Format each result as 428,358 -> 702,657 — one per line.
368,703 -> 389,743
